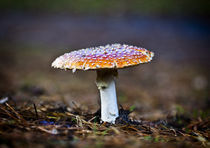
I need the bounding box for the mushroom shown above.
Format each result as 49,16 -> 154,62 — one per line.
52,44 -> 154,123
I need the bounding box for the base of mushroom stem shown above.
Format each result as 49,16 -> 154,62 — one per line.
96,69 -> 119,123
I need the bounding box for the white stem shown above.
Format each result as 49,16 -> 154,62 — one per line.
96,70 -> 119,123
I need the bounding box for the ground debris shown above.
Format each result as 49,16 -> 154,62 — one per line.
0,99 -> 209,148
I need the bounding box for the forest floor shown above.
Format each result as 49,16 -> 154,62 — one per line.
0,48 -> 209,148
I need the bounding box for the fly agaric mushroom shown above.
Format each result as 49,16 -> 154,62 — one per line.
52,44 -> 154,123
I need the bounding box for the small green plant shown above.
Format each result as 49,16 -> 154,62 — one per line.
143,136 -> 153,141
176,104 -> 185,114
129,105 -> 136,112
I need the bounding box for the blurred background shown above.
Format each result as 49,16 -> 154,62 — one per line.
0,0 -> 209,119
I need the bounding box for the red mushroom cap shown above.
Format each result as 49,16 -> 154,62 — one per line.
52,44 -> 154,72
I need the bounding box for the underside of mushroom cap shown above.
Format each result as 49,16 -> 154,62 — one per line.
52,44 -> 154,72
